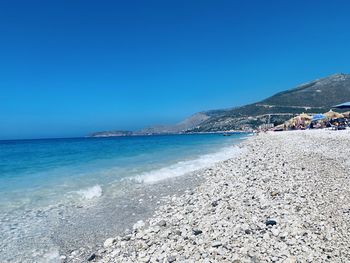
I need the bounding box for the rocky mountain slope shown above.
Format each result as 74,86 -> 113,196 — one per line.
90,73 -> 350,136
190,73 -> 350,132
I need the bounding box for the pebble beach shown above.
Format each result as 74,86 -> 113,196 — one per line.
93,129 -> 350,263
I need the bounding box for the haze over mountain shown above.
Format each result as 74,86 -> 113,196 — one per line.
133,110 -> 230,135
91,73 -> 350,136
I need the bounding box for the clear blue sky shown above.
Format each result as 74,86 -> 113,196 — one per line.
1,0 -> 350,139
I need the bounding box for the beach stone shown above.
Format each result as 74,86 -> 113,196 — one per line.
133,220 -> 145,230
139,256 -> 151,262
158,220 -> 167,227
271,191 -> 279,197
283,256 -> 297,263
87,253 -> 96,261
174,229 -> 182,236
121,234 -> 131,241
175,245 -> 183,251
271,256 -> 279,262
167,255 -> 176,262
192,229 -> 203,235
211,241 -> 222,248
103,238 -> 116,248
245,229 -> 252,234
241,223 -> 250,232
271,228 -> 279,236
263,233 -> 270,241
265,220 -> 277,226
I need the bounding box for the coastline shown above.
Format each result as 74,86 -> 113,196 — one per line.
89,131 -> 249,138
56,138 -> 245,262
1,134 -> 246,263
56,173 -> 205,263
2,170 -> 206,263
95,129 -> 350,263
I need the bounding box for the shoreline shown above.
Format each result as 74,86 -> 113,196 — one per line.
1,134 -> 246,263
59,140 -> 245,262
2,167 -> 209,263
58,173 -> 205,263
57,139 -> 245,261
89,131 -> 250,138
95,129 -> 350,262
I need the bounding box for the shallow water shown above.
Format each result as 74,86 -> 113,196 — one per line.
0,133 -> 247,262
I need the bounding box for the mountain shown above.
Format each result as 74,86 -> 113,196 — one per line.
89,73 -> 350,136
261,73 -> 350,107
134,110 -> 226,135
189,73 -> 350,132
90,130 -> 133,137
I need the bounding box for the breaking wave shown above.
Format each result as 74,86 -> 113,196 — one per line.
77,185 -> 102,199
134,145 -> 242,183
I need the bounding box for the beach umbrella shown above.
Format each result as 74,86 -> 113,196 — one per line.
304,119 -> 311,125
287,115 -> 309,128
298,113 -> 312,120
341,111 -> 350,118
324,110 -> 343,119
273,124 -> 285,131
287,117 -> 298,125
312,114 -> 326,122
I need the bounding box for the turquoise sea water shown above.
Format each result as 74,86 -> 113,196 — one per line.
0,133 -> 248,262
0,133 -> 247,210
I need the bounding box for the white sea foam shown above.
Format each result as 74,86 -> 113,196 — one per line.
135,145 -> 243,184
77,185 -> 102,199
39,248 -> 60,263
